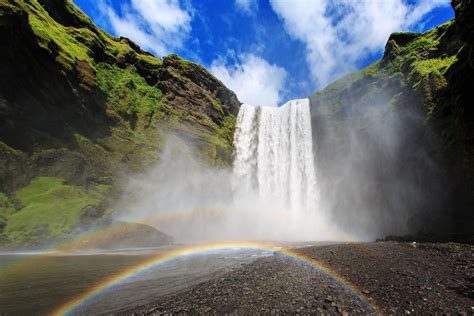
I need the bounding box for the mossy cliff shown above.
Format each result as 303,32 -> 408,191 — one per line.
0,0 -> 240,246
310,0 -> 473,241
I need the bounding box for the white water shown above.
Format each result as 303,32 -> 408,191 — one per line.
118,98 -> 345,241
233,99 -> 319,214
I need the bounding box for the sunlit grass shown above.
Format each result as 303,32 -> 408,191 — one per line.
4,177 -> 98,245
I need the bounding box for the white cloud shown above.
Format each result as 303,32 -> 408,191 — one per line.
270,0 -> 451,88
235,0 -> 258,14
98,0 -> 192,56
210,54 -> 287,107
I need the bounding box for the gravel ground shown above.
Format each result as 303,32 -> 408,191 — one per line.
129,242 -> 474,315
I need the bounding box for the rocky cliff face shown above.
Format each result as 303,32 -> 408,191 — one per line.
0,0 -> 240,246
310,0 -> 473,241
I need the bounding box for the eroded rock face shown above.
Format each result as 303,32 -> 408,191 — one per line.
160,55 -> 240,122
309,0 -> 474,241
0,0 -> 240,246
0,1 -> 239,187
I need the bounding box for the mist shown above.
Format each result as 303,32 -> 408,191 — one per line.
114,82 -> 447,243
114,101 -> 345,243
310,80 -> 448,240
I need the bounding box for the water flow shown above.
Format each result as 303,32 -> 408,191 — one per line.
117,98 -> 341,241
233,99 -> 319,213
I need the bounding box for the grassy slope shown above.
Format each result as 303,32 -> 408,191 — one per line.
310,20 -> 462,167
311,21 -> 458,121
0,0 -> 240,246
5,177 -> 99,245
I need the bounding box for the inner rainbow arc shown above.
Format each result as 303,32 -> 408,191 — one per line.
50,241 -> 382,316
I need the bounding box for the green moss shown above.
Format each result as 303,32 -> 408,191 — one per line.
406,37 -> 438,52
0,0 -> 239,247
0,141 -> 22,156
136,53 -> 163,67
26,2 -> 93,70
316,20 -> 457,111
4,177 -> 99,245
96,63 -> 162,116
0,192 -> 15,221
211,99 -> 225,117
379,21 -> 455,76
69,27 -> 105,51
194,114 -> 236,165
410,55 -> 457,78
63,0 -> 97,29
219,115 -> 236,143
310,61 -> 382,117
89,184 -> 112,200
164,54 -> 213,79
399,22 -> 452,55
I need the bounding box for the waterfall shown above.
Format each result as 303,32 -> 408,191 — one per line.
233,99 -> 319,213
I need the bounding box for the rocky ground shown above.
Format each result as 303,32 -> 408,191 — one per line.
129,242 -> 473,315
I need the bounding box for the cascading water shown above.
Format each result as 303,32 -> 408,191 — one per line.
233,99 -> 319,213
121,97 -> 340,241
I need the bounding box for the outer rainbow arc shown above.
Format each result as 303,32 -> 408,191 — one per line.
50,241 -> 382,316
1,206 -> 356,276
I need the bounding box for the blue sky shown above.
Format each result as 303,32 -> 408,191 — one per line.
72,0 -> 454,106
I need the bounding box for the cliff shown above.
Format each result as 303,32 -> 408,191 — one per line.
310,0 -> 473,241
0,0 -> 240,246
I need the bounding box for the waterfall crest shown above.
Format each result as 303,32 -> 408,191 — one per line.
233,99 -> 319,213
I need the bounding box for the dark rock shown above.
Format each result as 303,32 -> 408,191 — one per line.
0,0 -> 241,246
0,218 -> 6,230
81,205 -> 104,219
74,221 -> 173,249
309,0 -> 474,242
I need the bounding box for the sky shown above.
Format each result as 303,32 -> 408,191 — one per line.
72,0 -> 454,107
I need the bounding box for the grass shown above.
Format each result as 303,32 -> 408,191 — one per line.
311,18 -> 458,118
96,63 -> 162,116
166,54 -> 208,73
212,100 -> 225,118
0,141 -> 22,156
410,55 -> 457,78
0,0 -> 240,246
4,177 -> 99,245
219,115 -> 237,143
0,192 -> 15,224
198,114 -> 236,165
26,1 -> 94,70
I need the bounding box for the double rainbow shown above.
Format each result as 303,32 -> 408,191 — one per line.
50,241 -> 381,315
0,208 -> 378,315
1,206 -> 354,274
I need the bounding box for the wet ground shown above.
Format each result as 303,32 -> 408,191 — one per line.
1,242 -> 472,315
0,246 -> 270,315
131,242 -> 474,315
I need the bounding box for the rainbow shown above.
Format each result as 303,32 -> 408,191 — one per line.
0,206 -> 356,275
50,241 -> 382,315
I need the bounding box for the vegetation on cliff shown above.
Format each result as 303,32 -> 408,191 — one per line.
0,0 -> 240,246
310,0 -> 473,241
